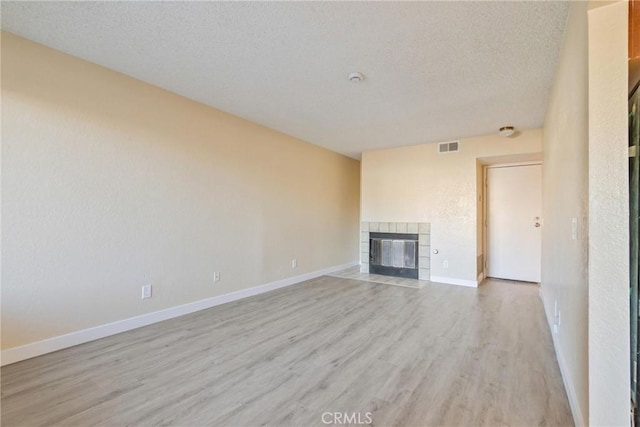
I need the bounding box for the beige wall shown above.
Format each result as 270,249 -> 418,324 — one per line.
540,2 -> 590,424
361,130 -> 542,284
1,32 -> 360,350
588,1 -> 630,425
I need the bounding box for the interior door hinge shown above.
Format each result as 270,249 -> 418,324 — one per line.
630,146 -> 637,158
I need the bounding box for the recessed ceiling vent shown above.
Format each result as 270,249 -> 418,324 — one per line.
438,141 -> 459,153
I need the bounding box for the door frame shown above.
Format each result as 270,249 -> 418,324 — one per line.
482,161 -> 543,281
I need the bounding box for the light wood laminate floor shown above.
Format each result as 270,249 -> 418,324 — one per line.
1,276 -> 573,426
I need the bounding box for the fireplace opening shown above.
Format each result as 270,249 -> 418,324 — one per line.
369,232 -> 419,279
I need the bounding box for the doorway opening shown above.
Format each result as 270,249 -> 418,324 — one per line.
483,162 -> 542,283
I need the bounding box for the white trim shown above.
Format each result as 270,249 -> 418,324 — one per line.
430,275 -> 478,288
484,161 -> 543,169
1,261 -> 358,366
553,334 -> 584,427
540,290 -> 584,427
483,165 -> 488,287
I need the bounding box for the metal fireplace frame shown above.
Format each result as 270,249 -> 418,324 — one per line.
369,232 -> 419,279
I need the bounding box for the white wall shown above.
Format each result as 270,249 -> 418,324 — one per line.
588,1 -> 630,425
542,1 -> 631,424
360,130 -> 542,285
540,2 -> 590,424
1,32 -> 361,351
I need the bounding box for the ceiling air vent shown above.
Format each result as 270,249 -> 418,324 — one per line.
438,141 -> 459,153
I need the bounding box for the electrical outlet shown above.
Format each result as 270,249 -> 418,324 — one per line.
141,285 -> 152,299
443,260 -> 449,268
213,272 -> 220,282
291,259 -> 297,269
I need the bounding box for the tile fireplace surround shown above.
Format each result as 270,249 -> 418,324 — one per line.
360,222 -> 431,281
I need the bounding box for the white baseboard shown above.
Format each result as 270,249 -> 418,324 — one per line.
430,275 -> 478,288
1,261 -> 358,366
540,290 -> 584,427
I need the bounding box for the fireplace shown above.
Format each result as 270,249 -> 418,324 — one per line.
369,232 -> 419,279
360,222 -> 430,282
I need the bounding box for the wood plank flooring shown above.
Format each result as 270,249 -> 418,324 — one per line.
1,276 -> 573,426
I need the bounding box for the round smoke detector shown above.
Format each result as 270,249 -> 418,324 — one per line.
348,72 -> 365,83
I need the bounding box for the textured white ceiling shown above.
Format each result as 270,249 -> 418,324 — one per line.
1,1 -> 569,158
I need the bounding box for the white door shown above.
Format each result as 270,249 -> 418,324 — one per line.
486,164 -> 542,282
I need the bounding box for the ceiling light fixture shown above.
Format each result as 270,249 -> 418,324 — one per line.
348,72 -> 365,83
499,126 -> 515,137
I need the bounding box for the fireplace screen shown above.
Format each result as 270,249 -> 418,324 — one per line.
369,232 -> 419,279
